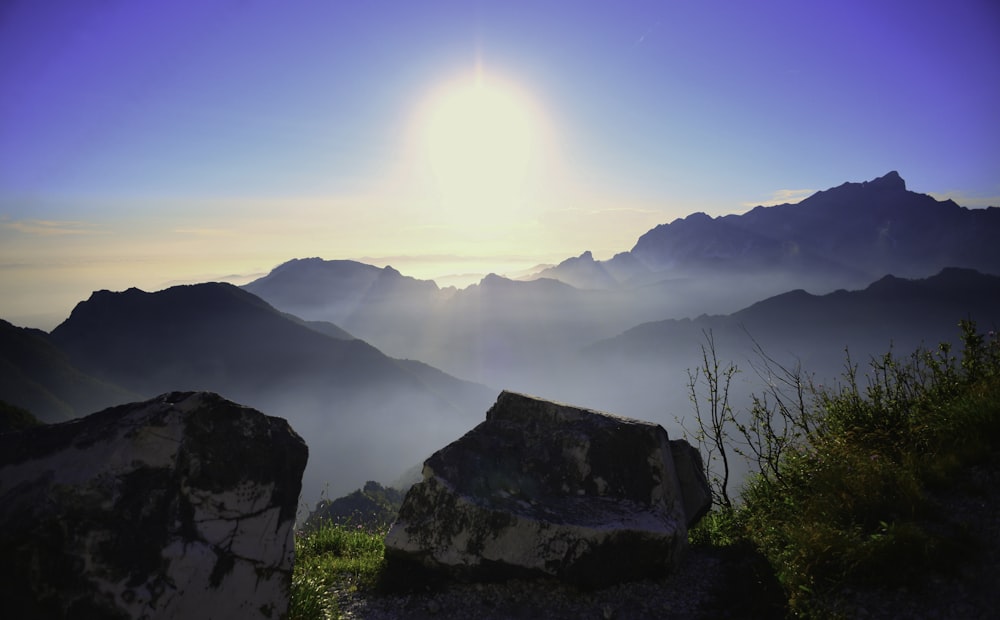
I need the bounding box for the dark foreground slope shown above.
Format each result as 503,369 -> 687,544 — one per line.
297,325 -> 1000,619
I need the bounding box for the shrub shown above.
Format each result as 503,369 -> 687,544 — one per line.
685,320 -> 1000,614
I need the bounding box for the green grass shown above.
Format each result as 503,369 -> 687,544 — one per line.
690,320 -> 1000,615
288,321 -> 1000,618
288,521 -> 389,620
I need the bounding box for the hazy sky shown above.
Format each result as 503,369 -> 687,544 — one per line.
2,0 -> 999,328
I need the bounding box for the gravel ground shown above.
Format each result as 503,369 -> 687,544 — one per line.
331,545 -> 785,619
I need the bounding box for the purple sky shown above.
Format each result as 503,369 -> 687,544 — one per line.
2,0 -> 999,328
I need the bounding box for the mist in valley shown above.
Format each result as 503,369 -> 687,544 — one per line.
235,175 -> 1000,513
4,174 -> 999,519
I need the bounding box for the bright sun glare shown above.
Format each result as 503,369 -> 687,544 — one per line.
421,72 -> 539,214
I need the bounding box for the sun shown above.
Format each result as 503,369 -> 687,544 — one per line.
419,72 -> 540,214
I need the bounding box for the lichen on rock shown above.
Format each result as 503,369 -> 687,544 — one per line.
384,391 -> 710,587
0,391 -> 308,619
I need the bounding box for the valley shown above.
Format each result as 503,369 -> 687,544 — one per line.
3,172 -> 999,511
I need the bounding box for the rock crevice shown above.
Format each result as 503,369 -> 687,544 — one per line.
0,391 -> 307,619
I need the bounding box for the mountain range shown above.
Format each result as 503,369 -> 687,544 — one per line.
6,283 -> 495,504
543,171 -> 1000,289
577,267 -> 1000,417
0,319 -> 135,422
3,171 -> 998,506
241,172 -> 999,389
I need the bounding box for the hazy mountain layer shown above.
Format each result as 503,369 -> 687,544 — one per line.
44,282 -> 495,504
604,171 -> 999,288
572,268 -> 1000,424
242,172 -> 1000,393
0,319 -> 136,423
9,171 -> 997,508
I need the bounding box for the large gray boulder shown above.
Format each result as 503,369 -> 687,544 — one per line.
384,391 -> 710,587
0,391 -> 308,619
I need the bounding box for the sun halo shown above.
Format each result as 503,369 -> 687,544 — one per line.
418,73 -> 542,217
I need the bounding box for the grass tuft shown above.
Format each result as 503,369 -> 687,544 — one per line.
289,521 -> 389,620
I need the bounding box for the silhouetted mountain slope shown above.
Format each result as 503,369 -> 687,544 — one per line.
243,258 -> 443,325
243,265 -> 626,388
486,172 -> 1000,359
240,172 -> 1000,404
47,283 -> 495,501
50,283 -> 489,408
0,319 -> 135,422
553,268 -> 1000,427
528,251 -> 619,290
296,318 -> 354,340
242,257 -> 385,312
618,172 -> 999,284
52,284 -> 375,396
587,268 -> 1000,370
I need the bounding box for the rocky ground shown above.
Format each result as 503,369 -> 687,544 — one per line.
331,544 -> 784,619
328,454 -> 1000,619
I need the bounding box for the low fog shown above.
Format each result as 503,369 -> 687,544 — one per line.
255,382 -> 490,520
240,258 -> 1000,515
10,176 -> 999,519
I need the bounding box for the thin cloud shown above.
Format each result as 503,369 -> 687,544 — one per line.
742,188 -> 816,208
548,206 -> 660,216
1,217 -> 104,236
171,227 -> 238,237
586,206 -> 661,216
357,253 -> 547,265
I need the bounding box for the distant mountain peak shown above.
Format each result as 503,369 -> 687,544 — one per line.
865,170 -> 905,191
617,170 -> 1000,282
665,211 -> 712,226
557,250 -> 596,266
527,250 -> 619,290
826,171 -> 907,197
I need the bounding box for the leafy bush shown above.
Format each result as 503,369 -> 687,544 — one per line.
686,320 -> 1000,614
0,400 -> 42,433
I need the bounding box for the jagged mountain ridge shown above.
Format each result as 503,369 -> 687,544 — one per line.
8,171 -> 997,513
241,172 -> 1000,390
543,171 -> 999,289
242,259 -> 621,388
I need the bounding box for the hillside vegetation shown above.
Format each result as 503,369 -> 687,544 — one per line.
689,319 -> 1000,616
290,320 -> 1000,618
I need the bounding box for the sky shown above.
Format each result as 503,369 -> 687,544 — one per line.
2,0 -> 999,329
